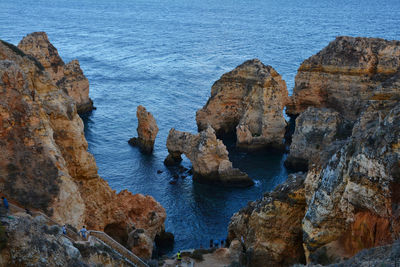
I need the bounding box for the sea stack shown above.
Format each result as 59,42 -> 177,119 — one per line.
18,32 -> 94,113
164,126 -> 254,187
196,59 -> 289,150
128,105 -> 159,154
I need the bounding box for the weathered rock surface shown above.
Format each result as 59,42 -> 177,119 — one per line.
228,172 -> 307,266
287,36 -> 400,121
0,214 -> 134,267
164,126 -> 254,187
302,100 -> 400,263
128,105 -> 159,154
18,32 -> 94,113
0,39 -> 165,259
285,107 -> 351,172
196,59 -> 289,150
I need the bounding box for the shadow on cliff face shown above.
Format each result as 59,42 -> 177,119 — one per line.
104,222 -> 129,247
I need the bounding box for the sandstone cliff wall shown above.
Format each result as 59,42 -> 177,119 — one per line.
0,39 -> 165,259
18,32 -> 94,113
287,36 -> 400,121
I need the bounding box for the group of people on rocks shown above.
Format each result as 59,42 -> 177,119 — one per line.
209,238 -> 226,248
1,195 -> 89,240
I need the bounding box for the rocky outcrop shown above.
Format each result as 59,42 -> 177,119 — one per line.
0,213 -> 135,267
196,59 -> 289,150
17,32 -> 94,113
128,105 -> 159,154
228,172 -> 307,266
302,100 -> 400,263
164,126 -> 254,187
286,36 -> 400,121
0,39 -> 165,259
284,107 -> 351,172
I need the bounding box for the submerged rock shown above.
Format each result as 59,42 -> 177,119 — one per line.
128,105 -> 159,154
286,36 -> 400,121
0,39 -> 165,259
18,32 -> 94,113
196,59 -> 289,150
164,126 -> 254,187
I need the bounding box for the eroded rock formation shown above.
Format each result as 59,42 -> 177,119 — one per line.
164,126 -> 254,187
286,36 -> 400,121
0,39 -> 165,259
0,214 -> 134,267
228,172 -> 307,266
18,32 -> 94,113
196,59 -> 289,150
284,107 -> 351,172
302,100 -> 400,263
128,105 -> 159,154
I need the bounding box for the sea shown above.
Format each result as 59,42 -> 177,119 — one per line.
1,0 -> 399,255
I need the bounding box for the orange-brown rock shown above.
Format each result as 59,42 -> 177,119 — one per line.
18,32 -> 94,113
0,39 -> 165,259
165,126 -> 254,187
302,100 -> 400,264
287,36 -> 400,121
228,172 -> 307,266
196,59 -> 289,150
128,105 -> 159,154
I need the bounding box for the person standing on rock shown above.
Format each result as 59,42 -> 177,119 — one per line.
62,225 -> 67,235
1,197 -> 9,212
79,226 -> 88,239
176,251 -> 182,262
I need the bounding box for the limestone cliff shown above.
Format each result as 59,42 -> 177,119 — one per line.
0,39 -> 165,259
228,172 -> 307,266
196,59 -> 289,150
284,107 -> 351,172
18,32 -> 94,113
164,126 -> 254,187
286,36 -> 400,121
128,105 -> 159,154
302,100 -> 400,263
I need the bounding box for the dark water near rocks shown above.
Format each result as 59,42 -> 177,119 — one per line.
2,0 -> 400,254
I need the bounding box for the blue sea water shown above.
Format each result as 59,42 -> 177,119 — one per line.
1,0 -> 400,254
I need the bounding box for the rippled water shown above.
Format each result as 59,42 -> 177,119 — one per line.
2,0 -> 400,254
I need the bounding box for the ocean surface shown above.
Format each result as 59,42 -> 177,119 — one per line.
1,0 -> 399,255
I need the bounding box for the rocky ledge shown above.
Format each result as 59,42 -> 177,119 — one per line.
196,59 -> 289,150
128,105 -> 159,154
164,126 -> 254,187
286,36 -> 400,121
17,32 -> 94,113
0,38 -> 165,259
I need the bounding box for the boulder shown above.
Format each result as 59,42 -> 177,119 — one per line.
286,36 -> 400,121
196,59 -> 289,150
128,105 -> 158,154
164,126 -> 254,187
18,32 -> 94,113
